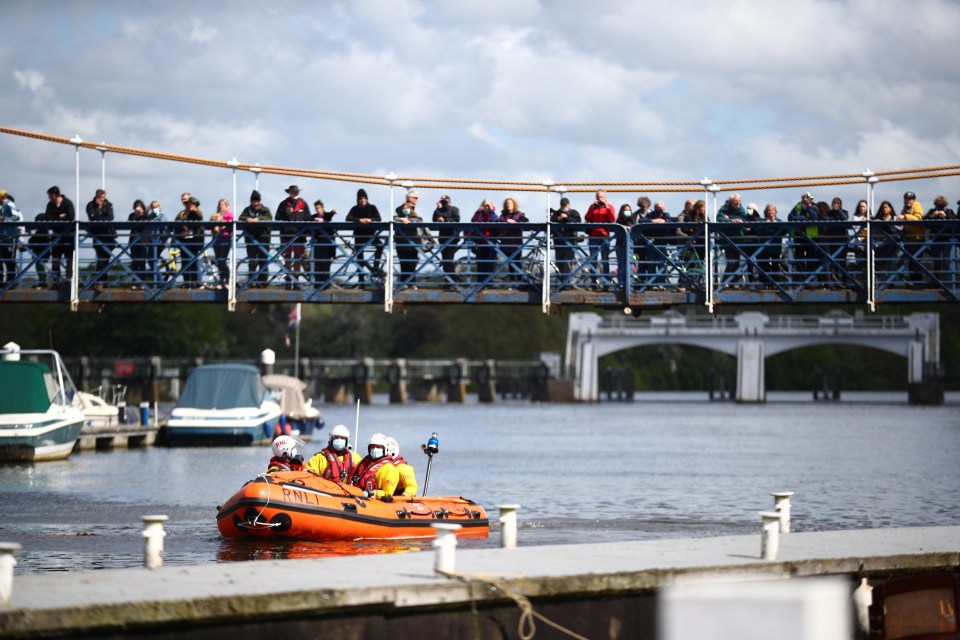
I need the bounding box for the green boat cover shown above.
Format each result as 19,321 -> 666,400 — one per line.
0,361 -> 54,413
176,364 -> 266,410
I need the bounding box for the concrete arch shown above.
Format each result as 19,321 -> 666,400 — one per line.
566,311 -> 940,403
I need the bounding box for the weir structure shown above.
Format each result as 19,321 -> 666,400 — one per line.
564,310 -> 941,403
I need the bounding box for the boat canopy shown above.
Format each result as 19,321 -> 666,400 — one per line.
262,374 -> 312,418
176,364 -> 266,410
0,361 -> 54,413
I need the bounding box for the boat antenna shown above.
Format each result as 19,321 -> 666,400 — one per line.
353,398 -> 360,451
420,432 -> 439,496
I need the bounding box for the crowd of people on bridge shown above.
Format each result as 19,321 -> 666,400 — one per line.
0,182 -> 957,291
266,426 -> 417,499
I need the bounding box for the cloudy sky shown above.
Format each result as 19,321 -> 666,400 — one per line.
2,0 -> 958,220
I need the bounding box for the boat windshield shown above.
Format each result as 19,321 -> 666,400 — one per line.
177,364 -> 266,410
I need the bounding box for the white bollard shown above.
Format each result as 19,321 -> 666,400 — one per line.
853,576 -> 873,636
0,543 -> 21,605
142,515 -> 169,570
432,523 -> 462,574
772,491 -> 794,533
497,504 -> 520,549
760,511 -> 781,560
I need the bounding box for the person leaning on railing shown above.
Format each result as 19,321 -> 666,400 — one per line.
238,190 -> 272,288
584,190 -> 616,289
85,188 -> 117,288
310,199 -> 337,289
787,192 -> 820,285
900,191 -> 926,288
924,195 -> 956,285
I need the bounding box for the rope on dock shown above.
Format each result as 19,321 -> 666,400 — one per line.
438,568 -> 590,640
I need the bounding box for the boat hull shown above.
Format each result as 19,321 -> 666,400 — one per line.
160,406 -> 282,447
0,415 -> 84,462
217,471 -> 489,541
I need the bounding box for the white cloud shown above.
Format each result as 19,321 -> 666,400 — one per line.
0,0 -> 957,221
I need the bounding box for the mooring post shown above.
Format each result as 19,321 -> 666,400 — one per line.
0,542 -> 21,604
772,491 -> 794,533
760,511 -> 781,560
498,504 -> 520,549
432,523 -> 462,574
142,515 -> 169,570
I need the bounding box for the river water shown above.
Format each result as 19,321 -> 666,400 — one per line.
1,393 -> 958,575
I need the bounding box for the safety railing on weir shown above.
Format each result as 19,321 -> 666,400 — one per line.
0,219 -> 958,312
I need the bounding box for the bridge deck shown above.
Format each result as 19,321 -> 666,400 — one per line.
1,220 -> 957,310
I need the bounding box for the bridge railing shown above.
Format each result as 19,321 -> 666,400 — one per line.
0,220 -> 956,308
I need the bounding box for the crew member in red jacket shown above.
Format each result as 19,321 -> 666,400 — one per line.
304,424 -> 362,482
350,433 -> 399,499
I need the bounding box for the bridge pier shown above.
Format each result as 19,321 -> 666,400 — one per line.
446,359 -> 468,403
476,359 -> 497,403
387,359 -> 408,404
736,340 -> 765,403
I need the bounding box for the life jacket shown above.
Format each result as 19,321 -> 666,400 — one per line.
351,455 -> 394,492
322,448 -> 356,483
267,455 -> 303,473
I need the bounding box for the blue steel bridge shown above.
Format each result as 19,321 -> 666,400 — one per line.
1,218 -> 957,313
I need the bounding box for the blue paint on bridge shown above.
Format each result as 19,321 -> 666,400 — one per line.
0,220 -> 957,311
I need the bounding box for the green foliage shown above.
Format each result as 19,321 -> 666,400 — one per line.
2,302 -> 957,390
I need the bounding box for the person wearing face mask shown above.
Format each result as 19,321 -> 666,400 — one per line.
304,424 -> 362,482
350,432 -> 399,499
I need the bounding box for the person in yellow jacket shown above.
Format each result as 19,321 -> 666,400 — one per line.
350,433 -> 399,499
899,191 -> 926,287
386,437 -> 418,497
304,424 -> 362,483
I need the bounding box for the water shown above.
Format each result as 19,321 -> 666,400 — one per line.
1,393 -> 958,575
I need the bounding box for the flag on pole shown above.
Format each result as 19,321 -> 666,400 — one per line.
284,303 -> 301,347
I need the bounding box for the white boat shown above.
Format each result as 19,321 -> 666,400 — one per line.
0,348 -> 85,462
78,385 -> 124,432
262,373 -> 324,440
160,363 -> 282,446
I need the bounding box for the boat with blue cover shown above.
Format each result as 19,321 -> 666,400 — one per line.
0,348 -> 85,462
159,363 -> 282,446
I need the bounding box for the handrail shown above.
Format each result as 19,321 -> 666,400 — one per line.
0,219 -> 957,312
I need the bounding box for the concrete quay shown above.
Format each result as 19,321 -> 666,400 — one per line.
1,526 -> 957,639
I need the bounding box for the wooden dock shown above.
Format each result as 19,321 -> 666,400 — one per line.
74,427 -> 157,452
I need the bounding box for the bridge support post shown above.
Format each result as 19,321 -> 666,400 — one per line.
446,358 -> 468,403
907,340 -> 943,405
352,358 -> 374,405
388,358 -> 408,404
477,359 -> 497,403
736,340 -> 765,403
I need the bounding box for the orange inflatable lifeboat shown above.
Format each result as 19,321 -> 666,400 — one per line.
217,470 -> 489,541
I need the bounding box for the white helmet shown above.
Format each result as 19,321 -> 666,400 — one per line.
367,432 -> 388,459
272,434 -> 303,459
329,424 -> 350,445
385,437 -> 400,459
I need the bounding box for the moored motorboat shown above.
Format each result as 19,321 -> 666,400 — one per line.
262,373 -> 324,440
216,470 -> 489,541
160,363 -> 282,446
0,347 -> 85,462
78,385 -> 123,432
